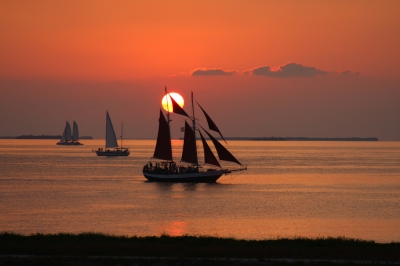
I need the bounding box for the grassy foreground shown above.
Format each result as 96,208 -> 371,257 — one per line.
1,233 -> 399,265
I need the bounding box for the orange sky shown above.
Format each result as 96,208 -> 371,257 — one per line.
1,1 -> 399,80
1,1 -> 399,140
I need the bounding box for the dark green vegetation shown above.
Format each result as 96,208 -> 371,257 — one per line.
0,233 -> 399,265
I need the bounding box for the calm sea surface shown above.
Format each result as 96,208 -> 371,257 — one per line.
0,140 -> 399,243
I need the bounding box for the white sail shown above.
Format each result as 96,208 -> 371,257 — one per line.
105,111 -> 118,148
72,121 -> 79,141
65,121 -> 72,141
60,128 -> 66,141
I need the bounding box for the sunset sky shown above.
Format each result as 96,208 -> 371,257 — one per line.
1,0 -> 399,140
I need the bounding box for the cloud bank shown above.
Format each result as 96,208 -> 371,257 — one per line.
191,68 -> 238,76
337,70 -> 360,75
186,63 -> 358,78
248,63 -> 328,77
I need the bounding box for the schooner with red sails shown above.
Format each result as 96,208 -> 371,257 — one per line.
142,89 -> 246,182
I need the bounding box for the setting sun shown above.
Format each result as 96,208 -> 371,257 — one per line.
162,92 -> 184,112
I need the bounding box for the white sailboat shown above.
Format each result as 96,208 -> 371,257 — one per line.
57,121 -> 83,145
142,88 -> 246,182
94,111 -> 130,156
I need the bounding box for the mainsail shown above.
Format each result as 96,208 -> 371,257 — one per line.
60,126 -> 66,141
153,109 -> 173,160
65,121 -> 72,141
105,111 -> 118,148
72,121 -> 79,141
181,121 -> 198,164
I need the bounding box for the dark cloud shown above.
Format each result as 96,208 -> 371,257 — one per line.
187,64 -> 357,78
249,63 -> 328,77
191,68 -> 237,76
340,70 -> 360,75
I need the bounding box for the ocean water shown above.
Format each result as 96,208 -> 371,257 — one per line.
0,139 -> 399,243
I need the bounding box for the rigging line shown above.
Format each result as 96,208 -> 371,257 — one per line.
221,170 -> 245,181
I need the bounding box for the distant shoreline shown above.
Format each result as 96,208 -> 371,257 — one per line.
178,137 -> 380,141
224,137 -> 379,141
0,135 -> 93,139
0,136 -> 379,141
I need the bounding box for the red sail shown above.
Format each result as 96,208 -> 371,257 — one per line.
200,126 -> 242,166
153,109 -> 172,161
181,121 -> 198,164
199,130 -> 221,167
197,102 -> 226,142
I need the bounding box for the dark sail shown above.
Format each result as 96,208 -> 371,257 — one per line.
197,102 -> 226,142
169,93 -> 190,118
200,126 -> 242,166
181,121 -> 198,164
199,130 -> 221,167
153,109 -> 172,160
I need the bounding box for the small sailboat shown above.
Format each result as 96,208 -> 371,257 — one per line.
142,89 -> 246,182
94,111 -> 130,156
56,121 -> 83,145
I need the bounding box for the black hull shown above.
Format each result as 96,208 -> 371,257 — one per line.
56,142 -> 83,145
142,170 -> 226,183
95,150 -> 130,156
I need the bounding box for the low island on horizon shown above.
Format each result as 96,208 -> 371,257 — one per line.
0,135 -> 93,139
222,137 -> 379,141
174,136 -> 379,141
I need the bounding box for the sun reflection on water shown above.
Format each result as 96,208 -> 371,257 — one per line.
164,221 -> 187,236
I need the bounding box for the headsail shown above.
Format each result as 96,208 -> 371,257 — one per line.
181,121 -> 198,164
65,121 -> 72,141
72,121 -> 79,141
153,109 -> 173,161
197,102 -> 226,142
60,123 -> 66,141
105,111 -> 118,148
199,130 -> 221,167
200,126 -> 242,166
167,90 -> 190,118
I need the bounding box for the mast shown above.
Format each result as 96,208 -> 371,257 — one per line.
120,122 -> 123,149
165,87 -> 171,128
191,92 -> 199,166
165,87 -> 173,161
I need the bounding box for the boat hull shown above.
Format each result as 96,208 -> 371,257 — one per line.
94,149 -> 130,156
143,169 -> 228,183
56,141 -> 83,145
